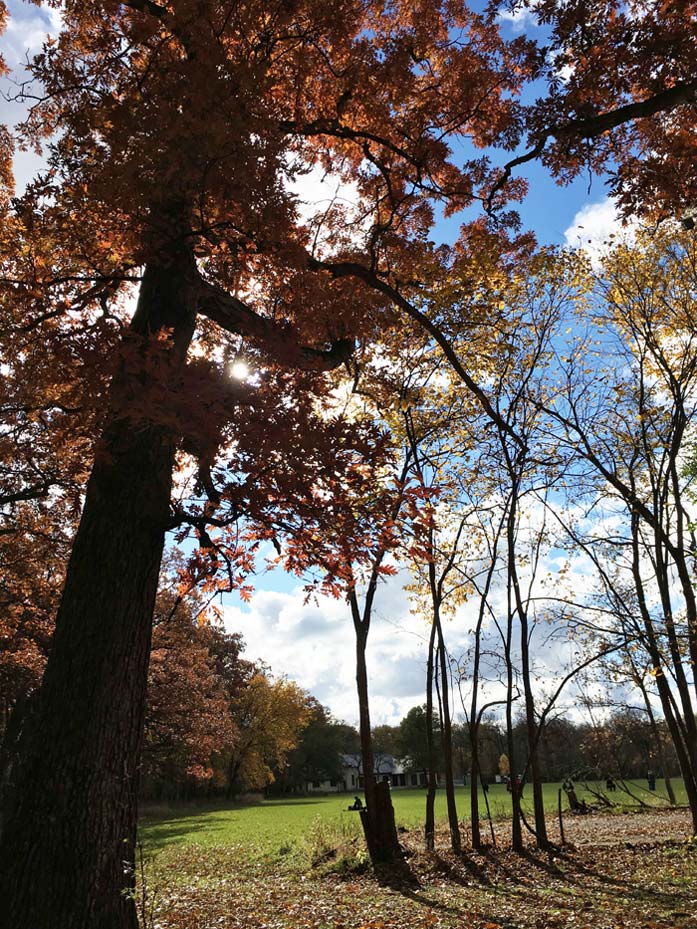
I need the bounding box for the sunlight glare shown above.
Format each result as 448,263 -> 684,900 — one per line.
230,360 -> 250,380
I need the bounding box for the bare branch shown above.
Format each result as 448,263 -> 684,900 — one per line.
309,256 -> 525,445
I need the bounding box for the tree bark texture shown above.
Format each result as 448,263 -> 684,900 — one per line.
359,780 -> 401,867
0,253 -> 198,929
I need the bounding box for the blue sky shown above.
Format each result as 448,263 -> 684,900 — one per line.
1,0 -> 624,727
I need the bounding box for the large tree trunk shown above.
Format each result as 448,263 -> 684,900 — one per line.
0,250 -> 198,929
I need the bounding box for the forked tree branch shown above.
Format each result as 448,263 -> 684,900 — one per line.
487,81 -> 697,212
196,277 -> 354,372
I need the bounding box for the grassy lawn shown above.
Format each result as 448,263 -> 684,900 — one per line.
138,804 -> 697,929
140,779 -> 684,857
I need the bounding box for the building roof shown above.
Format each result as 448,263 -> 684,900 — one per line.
341,752 -> 406,775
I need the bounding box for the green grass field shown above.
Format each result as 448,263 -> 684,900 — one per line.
141,778 -> 686,857
139,782 -> 696,929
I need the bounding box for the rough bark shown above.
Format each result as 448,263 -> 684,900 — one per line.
359,780 -> 401,867
0,691 -> 35,833
0,249 -> 198,929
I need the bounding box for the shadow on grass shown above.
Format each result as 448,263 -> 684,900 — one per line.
140,797 -> 338,853
141,797 -> 328,820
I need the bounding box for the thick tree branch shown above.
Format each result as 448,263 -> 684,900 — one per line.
121,0 -> 169,19
559,82 -> 697,141
0,482 -> 51,507
280,118 -> 424,175
308,256 -> 525,446
121,0 -> 198,59
195,278 -> 353,372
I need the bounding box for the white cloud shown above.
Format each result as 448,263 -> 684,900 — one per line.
563,197 -> 636,267
292,164 -> 360,220
288,162 -> 370,255
2,2 -> 61,69
225,572 -> 433,727
223,503 -> 602,729
497,3 -> 540,32
1,3 -> 64,193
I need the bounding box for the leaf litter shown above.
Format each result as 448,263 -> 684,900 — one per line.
140,809 -> 697,929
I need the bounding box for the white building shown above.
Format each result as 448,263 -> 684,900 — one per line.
305,753 -> 432,793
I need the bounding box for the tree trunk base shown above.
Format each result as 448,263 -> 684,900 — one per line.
359,780 -> 403,866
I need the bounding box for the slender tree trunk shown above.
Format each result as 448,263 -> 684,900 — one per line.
503,605 -> 522,852
653,667 -> 697,830
468,529 -> 502,852
519,626 -> 548,847
630,514 -> 697,830
505,701 -> 523,851
425,617 -> 438,851
638,676 -> 677,805
353,613 -> 401,865
525,720 -> 548,847
507,483 -> 548,849
0,249 -> 198,929
355,623 -> 378,815
435,618 -> 461,853
470,728 -> 481,850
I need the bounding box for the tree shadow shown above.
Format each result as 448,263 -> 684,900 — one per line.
431,850 -> 494,886
374,856 -> 421,891
550,842 -> 691,907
